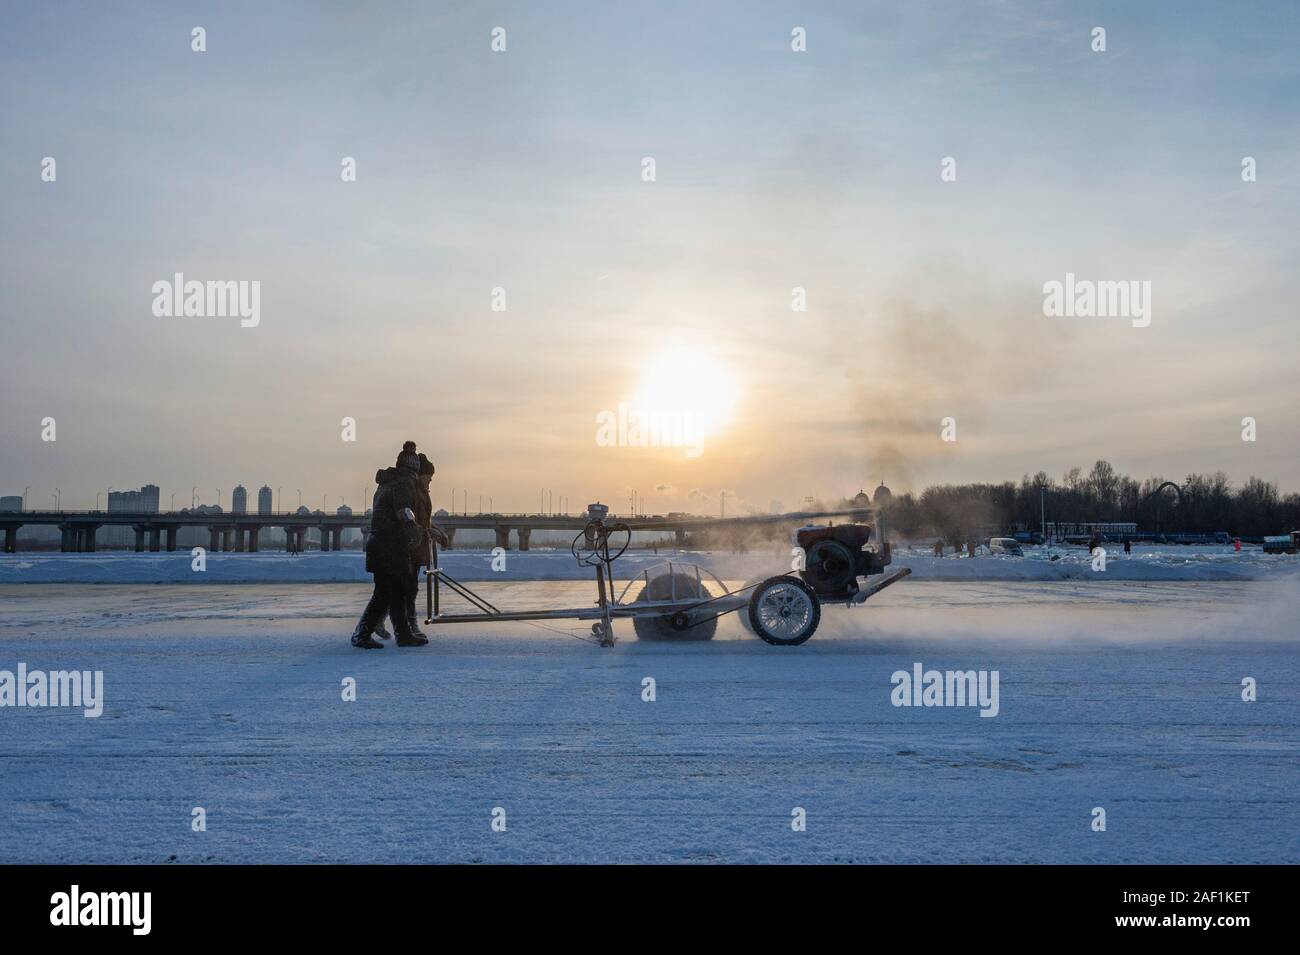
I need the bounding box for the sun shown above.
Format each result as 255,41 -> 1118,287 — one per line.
631,346 -> 739,440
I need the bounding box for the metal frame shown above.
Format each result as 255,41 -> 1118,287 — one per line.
420,520 -> 912,647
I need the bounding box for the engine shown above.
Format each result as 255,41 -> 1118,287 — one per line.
795,523 -> 891,599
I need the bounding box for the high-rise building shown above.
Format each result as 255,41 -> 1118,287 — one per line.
108,489 -> 140,512
0,496 -> 22,512
107,485 -> 160,513
257,485 -> 273,515
232,485 -> 248,515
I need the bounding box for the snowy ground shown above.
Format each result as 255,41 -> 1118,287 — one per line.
1,543 -> 1296,583
1,577 -> 1296,863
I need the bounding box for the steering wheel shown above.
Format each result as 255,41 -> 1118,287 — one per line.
571,520 -> 631,567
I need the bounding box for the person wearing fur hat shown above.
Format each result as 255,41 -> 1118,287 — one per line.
352,441 -> 427,648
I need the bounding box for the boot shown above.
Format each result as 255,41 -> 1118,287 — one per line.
393,612 -> 428,647
405,594 -> 428,641
350,616 -> 384,650
351,592 -> 388,649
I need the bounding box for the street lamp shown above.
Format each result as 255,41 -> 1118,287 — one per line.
216,489 -> 222,510
191,486 -> 198,508
277,487 -> 282,513
170,491 -> 176,510
1035,479 -> 1049,548
23,486 -> 29,511
54,488 -> 61,510
297,489 -> 302,509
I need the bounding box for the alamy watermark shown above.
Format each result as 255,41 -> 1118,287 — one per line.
151,273 -> 261,328
50,885 -> 150,935
0,663 -> 103,717
1042,272 -> 1151,328
891,662 -> 1000,717
596,403 -> 705,458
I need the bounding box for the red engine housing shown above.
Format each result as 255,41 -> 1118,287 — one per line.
795,522 -> 891,597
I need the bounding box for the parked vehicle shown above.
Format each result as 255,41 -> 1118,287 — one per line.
1262,532 -> 1300,555
987,537 -> 1023,555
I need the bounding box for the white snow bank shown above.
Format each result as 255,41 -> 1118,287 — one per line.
0,544 -> 1296,584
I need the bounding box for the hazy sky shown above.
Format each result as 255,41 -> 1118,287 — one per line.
3,1 -> 1298,515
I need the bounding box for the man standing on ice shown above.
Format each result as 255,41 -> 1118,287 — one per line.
405,453 -> 446,640
351,441 -> 428,649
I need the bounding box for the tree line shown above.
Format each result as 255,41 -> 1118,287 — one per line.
870,461 -> 1296,542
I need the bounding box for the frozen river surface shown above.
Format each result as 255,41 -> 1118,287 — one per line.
0,579 -> 1296,863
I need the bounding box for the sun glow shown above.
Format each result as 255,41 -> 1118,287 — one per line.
631,346 -> 739,440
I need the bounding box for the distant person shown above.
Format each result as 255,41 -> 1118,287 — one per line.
1123,539 -> 1132,555
1234,538 -> 1242,552
933,540 -> 943,557
351,441 -> 427,649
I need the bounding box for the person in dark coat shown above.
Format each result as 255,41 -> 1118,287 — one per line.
405,453 -> 447,639
352,441 -> 426,649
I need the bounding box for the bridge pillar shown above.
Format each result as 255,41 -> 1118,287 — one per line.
675,528 -> 687,546
165,526 -> 179,551
494,526 -> 511,550
148,526 -> 161,552
331,527 -> 342,550
209,527 -> 220,552
283,528 -> 294,552
2,526 -> 16,553
517,528 -> 531,551
247,526 -> 259,552
297,529 -> 308,553
234,527 -> 245,553
133,525 -> 147,552
442,528 -> 455,550
81,526 -> 98,552
318,527 -> 331,552
59,525 -> 74,552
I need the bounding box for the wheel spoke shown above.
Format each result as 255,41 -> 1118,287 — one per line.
758,583 -> 812,636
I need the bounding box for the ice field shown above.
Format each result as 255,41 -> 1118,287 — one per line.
1,574 -> 1296,863
0,543 -> 1294,584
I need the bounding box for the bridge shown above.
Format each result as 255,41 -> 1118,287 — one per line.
0,508 -> 871,554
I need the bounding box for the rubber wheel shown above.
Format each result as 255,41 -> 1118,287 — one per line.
632,572 -> 716,641
747,575 -> 820,646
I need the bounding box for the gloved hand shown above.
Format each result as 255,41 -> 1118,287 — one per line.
431,527 -> 450,548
